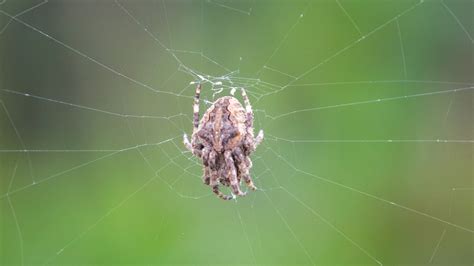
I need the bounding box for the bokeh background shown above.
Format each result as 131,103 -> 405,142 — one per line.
1,0 -> 472,265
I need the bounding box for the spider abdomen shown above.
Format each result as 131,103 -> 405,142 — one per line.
198,96 -> 247,152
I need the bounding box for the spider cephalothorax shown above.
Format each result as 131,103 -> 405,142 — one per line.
184,84 -> 264,200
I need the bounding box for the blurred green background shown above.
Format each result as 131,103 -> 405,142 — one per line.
1,0 -> 472,265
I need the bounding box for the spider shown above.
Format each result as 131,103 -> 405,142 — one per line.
183,84 -> 264,200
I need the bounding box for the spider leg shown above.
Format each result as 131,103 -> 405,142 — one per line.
183,133 -> 204,158
211,183 -> 234,200
241,88 -> 264,152
193,83 -> 202,131
184,84 -> 203,155
233,147 -> 257,191
201,147 -> 211,185
254,129 -> 264,149
209,150 -> 234,200
183,134 -> 193,152
203,166 -> 210,186
225,150 -> 246,197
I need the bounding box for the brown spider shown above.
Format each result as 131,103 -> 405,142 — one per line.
183,84 -> 264,200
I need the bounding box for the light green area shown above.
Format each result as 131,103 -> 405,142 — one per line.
1,0 -> 472,265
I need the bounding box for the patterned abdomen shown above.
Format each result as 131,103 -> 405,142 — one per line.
198,96 -> 247,152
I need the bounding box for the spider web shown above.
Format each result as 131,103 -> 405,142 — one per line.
1,0 -> 473,264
